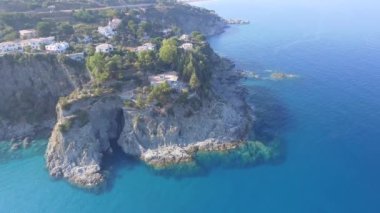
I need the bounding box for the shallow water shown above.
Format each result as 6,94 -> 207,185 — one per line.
1,0 -> 380,212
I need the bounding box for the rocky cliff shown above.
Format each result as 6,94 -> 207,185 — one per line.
0,54 -> 89,141
46,59 -> 254,187
146,4 -> 227,36
46,95 -> 123,187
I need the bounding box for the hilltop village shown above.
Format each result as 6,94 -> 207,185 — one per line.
0,3 -> 222,92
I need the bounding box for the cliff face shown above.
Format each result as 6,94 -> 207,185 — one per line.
0,54 -> 89,141
46,60 -> 253,187
46,95 -> 123,187
146,4 -> 227,36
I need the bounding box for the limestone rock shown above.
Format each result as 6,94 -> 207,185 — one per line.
45,95 -> 124,187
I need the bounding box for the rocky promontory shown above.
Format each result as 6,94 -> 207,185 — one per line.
45,58 -> 257,187
0,2 -> 279,188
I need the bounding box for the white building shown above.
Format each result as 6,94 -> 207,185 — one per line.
98,18 -> 121,39
98,26 -> 115,39
19,29 -> 37,39
21,37 -> 55,50
0,42 -> 22,55
0,36 -> 55,54
45,42 -> 69,53
109,18 -> 122,30
180,43 -> 193,51
149,71 -> 178,86
136,42 -> 156,53
96,43 -> 114,53
149,71 -> 187,91
162,28 -> 173,37
179,34 -> 191,42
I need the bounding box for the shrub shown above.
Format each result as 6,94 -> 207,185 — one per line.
59,97 -> 72,111
135,94 -> 146,109
59,118 -> 73,133
147,82 -> 172,105
124,100 -> 136,108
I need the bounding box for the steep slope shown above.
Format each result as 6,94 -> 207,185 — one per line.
0,54 -> 89,141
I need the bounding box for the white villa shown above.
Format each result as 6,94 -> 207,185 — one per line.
45,42 -> 69,53
179,34 -> 191,42
149,71 -> 178,86
162,28 -> 173,37
98,26 -> 115,39
149,71 -> 188,91
180,43 -> 193,51
19,29 -> 37,39
96,43 -> 114,53
0,42 -> 22,55
0,36 -> 55,55
136,42 -> 156,53
21,37 -> 55,50
98,18 -> 122,38
109,18 -> 122,30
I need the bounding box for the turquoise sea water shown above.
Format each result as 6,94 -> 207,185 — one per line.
1,0 -> 380,212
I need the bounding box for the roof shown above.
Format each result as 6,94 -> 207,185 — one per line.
179,34 -> 190,41
109,18 -> 122,29
46,42 -> 69,49
96,43 -> 114,50
19,29 -> 36,34
149,71 -> 178,85
180,43 -> 193,50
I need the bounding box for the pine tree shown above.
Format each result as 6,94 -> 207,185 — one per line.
189,72 -> 200,89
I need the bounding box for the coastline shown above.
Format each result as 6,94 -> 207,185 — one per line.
0,2 -> 277,189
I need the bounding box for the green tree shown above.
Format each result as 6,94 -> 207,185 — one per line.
137,21 -> 152,38
183,58 -> 196,81
137,51 -> 154,71
135,94 -> 145,109
36,21 -> 53,36
159,38 -> 178,65
105,55 -> 121,71
73,9 -> 97,23
148,82 -> 172,105
58,23 -> 74,38
189,72 -> 200,89
86,53 -> 109,84
191,31 -> 206,43
102,9 -> 119,18
128,20 -> 137,36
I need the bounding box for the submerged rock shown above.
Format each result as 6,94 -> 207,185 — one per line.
22,137 -> 31,149
10,143 -> 21,151
270,72 -> 299,80
148,141 -> 281,177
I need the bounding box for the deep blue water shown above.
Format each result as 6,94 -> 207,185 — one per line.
1,0 -> 380,212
